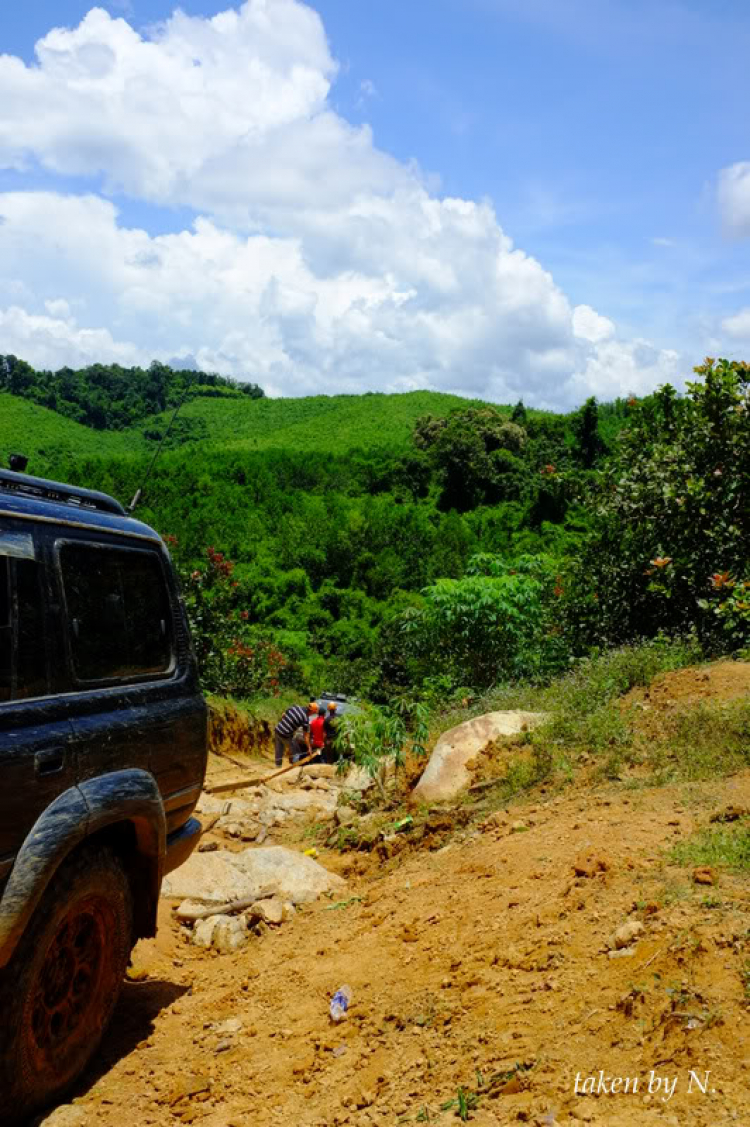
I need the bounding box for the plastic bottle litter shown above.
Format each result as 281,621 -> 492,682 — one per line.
329,985 -> 352,1022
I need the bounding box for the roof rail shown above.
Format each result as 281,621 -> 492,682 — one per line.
0,469 -> 127,516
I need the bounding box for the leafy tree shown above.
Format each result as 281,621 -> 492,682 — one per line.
335,699 -> 429,793
414,407 -> 527,511
526,465 -> 570,528
567,359 -> 750,650
571,396 -> 607,469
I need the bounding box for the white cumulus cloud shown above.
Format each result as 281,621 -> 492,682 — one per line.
572,304 -> 615,344
722,308 -> 750,340
717,162 -> 750,238
0,304 -> 144,371
0,1 -> 685,408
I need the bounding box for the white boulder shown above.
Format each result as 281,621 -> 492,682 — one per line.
412,711 -> 548,803
162,845 -> 346,906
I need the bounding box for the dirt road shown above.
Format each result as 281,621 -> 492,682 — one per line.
51,758 -> 749,1127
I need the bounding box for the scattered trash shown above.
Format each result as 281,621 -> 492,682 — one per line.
304,847 -> 319,858
332,1045 -> 347,1058
329,984 -> 352,1022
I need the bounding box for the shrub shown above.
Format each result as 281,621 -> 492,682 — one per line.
175,544 -> 292,697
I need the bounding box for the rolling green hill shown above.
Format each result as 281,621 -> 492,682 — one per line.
0,393 -> 147,478
136,389 -> 502,454
2,388 -> 513,473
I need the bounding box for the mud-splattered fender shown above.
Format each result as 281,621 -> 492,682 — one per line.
0,769 -> 166,969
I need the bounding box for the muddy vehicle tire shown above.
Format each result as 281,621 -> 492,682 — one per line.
0,846 -> 133,1123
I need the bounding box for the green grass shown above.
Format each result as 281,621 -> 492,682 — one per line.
670,823 -> 750,872
647,698 -> 750,784
436,635 -> 700,757
455,634 -> 703,719
431,639 -> 749,806
214,691 -> 301,726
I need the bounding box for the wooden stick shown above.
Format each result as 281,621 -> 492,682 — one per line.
204,750 -> 320,795
175,895 -> 268,922
636,947 -> 664,972
199,813 -> 220,836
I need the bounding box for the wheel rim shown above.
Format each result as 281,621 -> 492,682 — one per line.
29,896 -> 112,1064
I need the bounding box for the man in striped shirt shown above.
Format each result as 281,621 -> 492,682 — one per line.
274,702 -> 318,767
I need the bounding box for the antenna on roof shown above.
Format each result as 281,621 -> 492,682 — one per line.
128,371 -> 195,513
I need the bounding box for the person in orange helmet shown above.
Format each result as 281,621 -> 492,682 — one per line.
309,705 -> 328,761
274,701 -> 317,766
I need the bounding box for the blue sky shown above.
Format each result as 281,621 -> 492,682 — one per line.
1,0 -> 749,405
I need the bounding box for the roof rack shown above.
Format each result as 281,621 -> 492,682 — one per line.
0,469 -> 127,516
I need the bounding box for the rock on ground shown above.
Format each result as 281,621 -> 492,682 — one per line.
412,710 -> 547,803
162,845 -> 346,905
342,765 -> 375,792
196,785 -> 337,834
35,1108 -> 89,1127
610,919 -> 644,950
250,897 -> 284,925
335,805 -> 359,826
193,914 -> 249,952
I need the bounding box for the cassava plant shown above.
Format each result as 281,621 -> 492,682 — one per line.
334,699 -> 430,797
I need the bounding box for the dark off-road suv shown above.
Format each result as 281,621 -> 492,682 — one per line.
0,467 -> 207,1121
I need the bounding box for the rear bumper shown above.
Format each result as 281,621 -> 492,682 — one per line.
163,816 -> 202,876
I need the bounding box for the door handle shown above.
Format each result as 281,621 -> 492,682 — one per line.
35,747 -> 65,776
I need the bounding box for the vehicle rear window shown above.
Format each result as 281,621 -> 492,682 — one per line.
59,544 -> 173,682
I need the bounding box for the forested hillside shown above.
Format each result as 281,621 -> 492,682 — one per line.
0,355 -> 263,432
3,357 -> 746,709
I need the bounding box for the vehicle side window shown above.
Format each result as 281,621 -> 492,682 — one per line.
59,544 -> 172,683
0,558 -> 10,702
15,559 -> 47,699
0,553 -> 47,702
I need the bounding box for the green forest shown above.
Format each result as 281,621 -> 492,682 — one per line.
2,354 -> 748,709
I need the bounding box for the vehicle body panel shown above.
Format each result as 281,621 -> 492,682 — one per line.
0,471 -> 207,967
